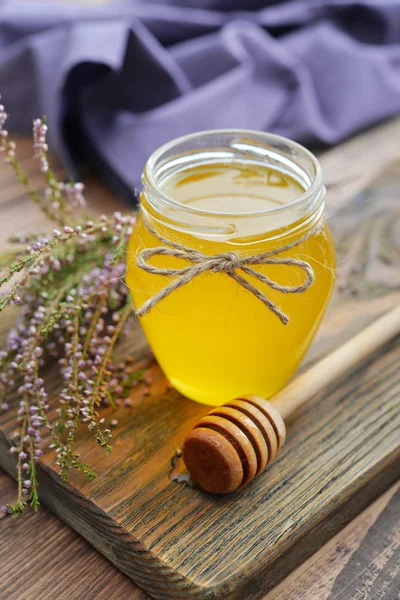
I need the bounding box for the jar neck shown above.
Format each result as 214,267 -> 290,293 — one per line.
141,130 -> 325,244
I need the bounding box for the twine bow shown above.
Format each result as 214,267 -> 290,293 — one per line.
135,218 -> 320,325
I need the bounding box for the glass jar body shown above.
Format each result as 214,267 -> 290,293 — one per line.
126,131 -> 336,406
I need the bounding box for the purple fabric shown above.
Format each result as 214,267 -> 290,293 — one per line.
1,0 -> 400,203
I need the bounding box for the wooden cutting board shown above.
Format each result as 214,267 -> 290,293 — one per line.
0,121 -> 400,600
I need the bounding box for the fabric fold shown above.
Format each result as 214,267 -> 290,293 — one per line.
0,0 -> 399,203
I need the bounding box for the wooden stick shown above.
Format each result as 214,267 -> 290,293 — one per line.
273,305 -> 400,419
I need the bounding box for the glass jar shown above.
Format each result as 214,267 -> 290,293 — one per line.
126,130 -> 335,406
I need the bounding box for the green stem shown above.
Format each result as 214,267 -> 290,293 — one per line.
2,138 -> 63,226
24,394 -> 39,512
8,408 -> 27,516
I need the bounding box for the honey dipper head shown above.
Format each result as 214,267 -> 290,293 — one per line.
182,396 -> 286,494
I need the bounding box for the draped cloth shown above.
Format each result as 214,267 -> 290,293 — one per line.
1,0 -> 399,202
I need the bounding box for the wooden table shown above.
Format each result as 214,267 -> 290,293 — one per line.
0,126 -> 399,600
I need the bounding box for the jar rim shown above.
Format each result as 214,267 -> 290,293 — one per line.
143,129 -> 323,220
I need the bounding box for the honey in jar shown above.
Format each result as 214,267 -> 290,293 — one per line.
127,131 -> 335,406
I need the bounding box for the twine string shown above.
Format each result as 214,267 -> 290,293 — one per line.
135,216 -> 320,325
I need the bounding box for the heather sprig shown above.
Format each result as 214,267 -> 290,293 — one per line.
0,99 -> 141,515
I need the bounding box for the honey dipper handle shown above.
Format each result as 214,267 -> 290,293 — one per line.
272,305 -> 400,420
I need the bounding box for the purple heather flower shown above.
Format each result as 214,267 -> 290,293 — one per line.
33,118 -> 49,171
0,105 -> 8,138
52,258 -> 61,271
59,182 -> 86,209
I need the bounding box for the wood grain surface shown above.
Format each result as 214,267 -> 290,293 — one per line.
0,119 -> 400,600
1,468 -> 398,600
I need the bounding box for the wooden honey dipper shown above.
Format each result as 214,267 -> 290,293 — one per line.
182,305 -> 400,494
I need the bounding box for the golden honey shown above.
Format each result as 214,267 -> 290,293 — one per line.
127,132 -> 335,406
